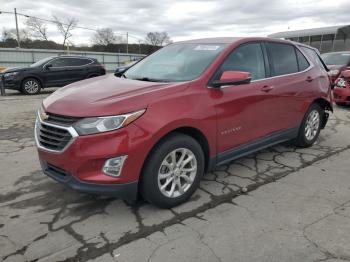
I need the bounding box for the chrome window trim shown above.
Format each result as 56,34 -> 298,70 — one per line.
251,64 -> 314,83
34,111 -> 79,154
42,57 -> 94,70
252,43 -> 315,83
208,42 -> 316,89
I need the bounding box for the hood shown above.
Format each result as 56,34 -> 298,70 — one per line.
43,74 -> 188,117
3,66 -> 29,73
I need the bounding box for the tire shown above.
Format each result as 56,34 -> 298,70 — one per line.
336,102 -> 345,106
295,103 -> 324,148
21,78 -> 41,95
141,133 -> 205,208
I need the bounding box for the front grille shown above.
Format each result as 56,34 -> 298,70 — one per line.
37,122 -> 73,151
46,113 -> 80,126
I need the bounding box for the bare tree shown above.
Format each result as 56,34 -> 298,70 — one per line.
145,32 -> 172,47
92,28 -> 122,45
52,15 -> 78,49
25,17 -> 48,40
20,28 -> 31,40
1,28 -> 11,41
1,28 -> 31,41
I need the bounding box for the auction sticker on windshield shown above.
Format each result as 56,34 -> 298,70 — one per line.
194,45 -> 221,51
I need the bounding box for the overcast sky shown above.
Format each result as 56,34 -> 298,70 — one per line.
1,0 -> 350,45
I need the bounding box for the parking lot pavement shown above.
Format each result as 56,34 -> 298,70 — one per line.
0,91 -> 350,262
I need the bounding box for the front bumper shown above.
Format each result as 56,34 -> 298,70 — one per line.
40,160 -> 138,200
333,88 -> 350,104
3,77 -> 21,90
35,113 -> 153,200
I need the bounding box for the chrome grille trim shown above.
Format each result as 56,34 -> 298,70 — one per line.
35,111 -> 79,154
46,113 -> 81,126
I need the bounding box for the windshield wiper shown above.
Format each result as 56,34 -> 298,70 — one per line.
133,77 -> 168,82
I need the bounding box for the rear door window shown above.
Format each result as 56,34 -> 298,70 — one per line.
267,42 -> 298,76
50,58 -> 71,67
68,58 -> 92,66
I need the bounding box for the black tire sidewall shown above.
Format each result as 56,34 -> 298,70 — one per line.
297,103 -> 323,147
141,133 -> 205,208
21,78 -> 41,95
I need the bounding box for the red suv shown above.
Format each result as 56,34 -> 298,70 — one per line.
333,69 -> 350,105
35,37 -> 332,208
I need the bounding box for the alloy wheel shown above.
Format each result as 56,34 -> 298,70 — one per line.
24,80 -> 39,94
157,148 -> 197,198
304,109 -> 320,141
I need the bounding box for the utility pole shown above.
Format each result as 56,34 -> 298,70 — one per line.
126,32 -> 129,54
14,8 -> 20,48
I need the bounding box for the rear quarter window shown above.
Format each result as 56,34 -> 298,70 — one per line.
267,42 -> 299,76
300,46 -> 328,71
296,48 -> 310,71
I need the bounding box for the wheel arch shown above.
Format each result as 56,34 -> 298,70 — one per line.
171,127 -> 212,172
21,75 -> 44,89
312,98 -> 332,129
141,125 -> 213,182
312,97 -> 333,112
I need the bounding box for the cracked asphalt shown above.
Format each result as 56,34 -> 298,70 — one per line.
1,89 -> 350,262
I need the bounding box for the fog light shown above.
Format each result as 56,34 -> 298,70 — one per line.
102,156 -> 127,177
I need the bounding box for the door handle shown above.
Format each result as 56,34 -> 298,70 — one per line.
306,76 -> 313,82
261,85 -> 274,92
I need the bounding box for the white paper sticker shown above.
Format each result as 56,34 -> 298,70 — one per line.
194,45 -> 220,51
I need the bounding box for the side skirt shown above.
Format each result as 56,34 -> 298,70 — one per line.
215,127 -> 299,167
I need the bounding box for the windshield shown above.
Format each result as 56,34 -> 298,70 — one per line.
321,53 -> 350,65
124,43 -> 228,82
30,57 -> 53,67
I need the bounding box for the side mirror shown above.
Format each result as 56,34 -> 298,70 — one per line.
212,71 -> 251,88
114,68 -> 127,77
342,70 -> 350,78
44,64 -> 52,70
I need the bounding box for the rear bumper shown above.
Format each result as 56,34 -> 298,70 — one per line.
40,160 -> 138,200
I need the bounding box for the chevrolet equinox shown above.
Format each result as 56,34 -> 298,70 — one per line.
2,55 -> 105,95
35,37 -> 333,208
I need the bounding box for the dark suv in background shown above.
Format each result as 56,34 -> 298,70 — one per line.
1,55 -> 106,95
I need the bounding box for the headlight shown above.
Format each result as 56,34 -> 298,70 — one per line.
73,109 -> 146,135
4,72 -> 19,78
336,78 -> 347,88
